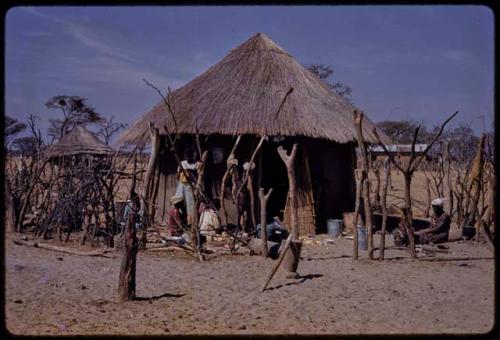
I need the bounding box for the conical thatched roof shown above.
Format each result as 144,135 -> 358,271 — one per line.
119,33 -> 391,145
43,125 -> 114,159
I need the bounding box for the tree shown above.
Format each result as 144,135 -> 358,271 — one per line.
306,64 -> 352,102
376,120 -> 431,144
5,115 -> 27,149
373,111 -> 459,259
11,137 -> 40,156
10,115 -> 44,157
436,124 -> 479,166
98,115 -> 127,145
45,95 -> 104,141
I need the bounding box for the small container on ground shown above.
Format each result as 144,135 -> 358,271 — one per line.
357,226 -> 368,251
327,219 -> 343,237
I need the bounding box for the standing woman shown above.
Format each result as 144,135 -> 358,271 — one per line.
175,148 -> 202,226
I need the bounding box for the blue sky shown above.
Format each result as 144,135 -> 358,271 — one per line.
5,5 -> 494,143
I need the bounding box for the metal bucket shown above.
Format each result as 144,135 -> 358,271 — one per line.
327,219 -> 343,237
357,226 -> 368,251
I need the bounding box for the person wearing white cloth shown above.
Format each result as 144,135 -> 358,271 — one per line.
175,148 -> 202,226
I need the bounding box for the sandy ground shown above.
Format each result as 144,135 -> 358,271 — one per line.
5,229 -> 494,336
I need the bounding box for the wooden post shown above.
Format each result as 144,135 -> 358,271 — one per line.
352,169 -> 363,260
80,210 -> 90,245
424,178 -> 431,218
372,161 -> 381,207
117,153 -> 138,302
483,162 -> 495,227
379,160 -> 390,260
5,176 -> 16,232
277,144 -> 298,239
444,141 -> 454,216
220,136 -> 242,226
259,187 -> 273,258
118,211 -> 138,301
247,171 -> 257,231
403,173 -> 417,258
470,135 -> 485,240
196,151 -> 209,191
353,110 -> 374,259
142,122 -> 160,218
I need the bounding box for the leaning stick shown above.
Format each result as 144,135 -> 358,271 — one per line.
261,233 -> 293,292
13,239 -> 116,258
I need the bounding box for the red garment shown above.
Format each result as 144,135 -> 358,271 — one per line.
167,207 -> 184,237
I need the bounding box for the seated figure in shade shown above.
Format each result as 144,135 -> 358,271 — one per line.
395,198 -> 451,246
199,199 -> 221,239
165,195 -> 187,245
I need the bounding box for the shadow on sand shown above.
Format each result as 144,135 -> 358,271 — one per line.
134,292 -> 186,301
302,255 -> 351,261
267,274 -> 324,291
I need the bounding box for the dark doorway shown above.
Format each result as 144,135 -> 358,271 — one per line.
258,141 -> 289,224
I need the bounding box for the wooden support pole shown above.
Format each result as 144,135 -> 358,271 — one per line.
118,211 -> 138,301
117,153 -> 138,302
259,187 -> 273,258
277,143 -> 299,239
353,110 -> 374,259
372,162 -> 381,207
220,136 -> 242,226
143,122 -> 161,219
196,151 -> 209,192
352,169 -> 363,260
247,171 -> 257,230
379,160 -> 390,260
5,177 -> 16,232
444,141 -> 454,216
424,178 -> 431,218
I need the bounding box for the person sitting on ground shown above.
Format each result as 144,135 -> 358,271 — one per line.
256,216 -> 289,243
199,199 -> 221,237
167,195 -> 186,238
395,198 -> 451,246
414,198 -> 451,244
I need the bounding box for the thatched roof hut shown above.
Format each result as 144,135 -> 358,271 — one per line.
119,33 -> 390,145
119,33 -> 390,236
43,125 -> 114,159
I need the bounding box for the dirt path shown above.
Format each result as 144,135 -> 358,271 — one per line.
5,232 -> 494,335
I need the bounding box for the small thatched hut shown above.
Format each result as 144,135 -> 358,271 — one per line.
43,125 -> 114,164
119,33 -> 390,235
